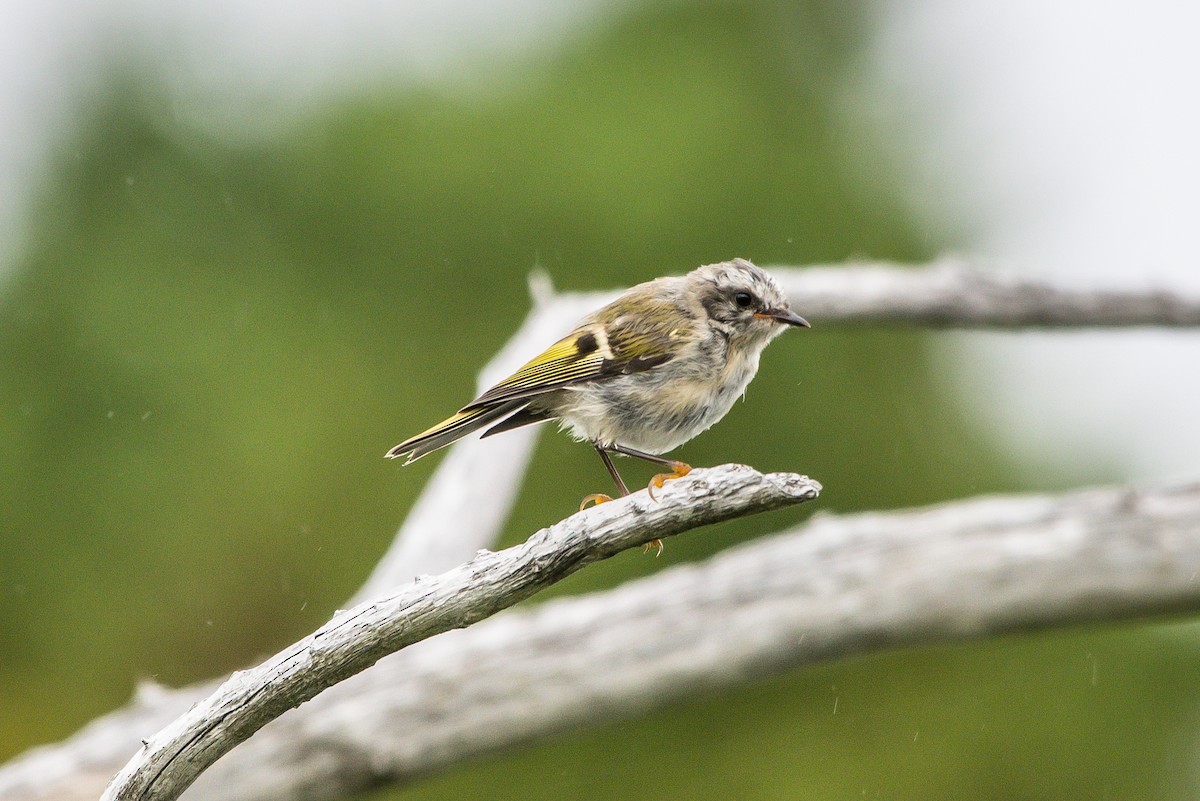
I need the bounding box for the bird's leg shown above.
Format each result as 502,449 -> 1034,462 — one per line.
607,444 -> 693,502
580,443 -> 663,557
579,443 -> 631,510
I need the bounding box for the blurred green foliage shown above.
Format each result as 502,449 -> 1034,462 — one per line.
1,1 -> 1194,798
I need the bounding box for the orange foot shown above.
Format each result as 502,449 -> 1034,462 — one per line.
579,493 -> 613,511
643,538 -> 664,557
647,461 -> 693,502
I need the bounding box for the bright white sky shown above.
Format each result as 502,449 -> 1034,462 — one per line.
1,0 -> 1196,480
872,0 -> 1200,481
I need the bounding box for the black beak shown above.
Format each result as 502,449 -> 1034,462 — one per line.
755,309 -> 810,328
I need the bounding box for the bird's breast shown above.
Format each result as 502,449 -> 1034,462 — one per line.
552,341 -> 764,454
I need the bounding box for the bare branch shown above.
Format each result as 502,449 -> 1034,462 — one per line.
168,479 -> 1200,799
6,480 -> 1200,800
427,261 -> 1200,330
100,467 -> 820,801
0,288 -> 605,801
775,259 -> 1200,327
33,285 -> 593,800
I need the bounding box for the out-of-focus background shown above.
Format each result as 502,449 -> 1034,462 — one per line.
2,1 -> 1198,798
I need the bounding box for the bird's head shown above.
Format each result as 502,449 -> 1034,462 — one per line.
689,258 -> 809,346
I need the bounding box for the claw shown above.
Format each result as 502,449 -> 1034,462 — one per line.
643,538 -> 664,557
579,493 -> 613,511
646,461 -> 692,502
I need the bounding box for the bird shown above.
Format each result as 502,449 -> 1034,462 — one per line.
386,258 -> 809,552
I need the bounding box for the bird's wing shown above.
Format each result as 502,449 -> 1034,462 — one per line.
387,297 -> 687,462
386,399 -> 527,462
463,314 -> 680,409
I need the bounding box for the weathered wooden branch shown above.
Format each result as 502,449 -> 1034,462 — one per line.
0,283 -> 600,801
508,260 -> 1200,328
184,479 -> 1200,800
0,284 -> 600,801
100,466 -> 821,801
12,479 -> 1198,801
7,481 -> 1199,801
777,259 -> 1200,327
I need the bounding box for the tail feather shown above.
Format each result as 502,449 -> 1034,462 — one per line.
480,406 -> 554,438
386,401 -> 526,463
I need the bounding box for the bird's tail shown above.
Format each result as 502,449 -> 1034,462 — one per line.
386,400 -> 527,464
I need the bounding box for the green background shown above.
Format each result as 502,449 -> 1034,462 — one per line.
1,2 -> 1194,798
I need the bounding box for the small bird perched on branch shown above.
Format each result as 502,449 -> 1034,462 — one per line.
387,258 -> 809,552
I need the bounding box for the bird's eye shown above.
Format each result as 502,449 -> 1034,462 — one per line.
733,291 -> 754,309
